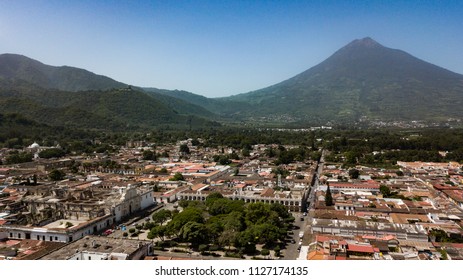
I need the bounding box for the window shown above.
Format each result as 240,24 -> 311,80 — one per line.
55,236 -> 58,241
18,233 -> 21,239
88,256 -> 91,260
50,236 -> 53,241
37,235 -> 40,240
9,233 -> 12,238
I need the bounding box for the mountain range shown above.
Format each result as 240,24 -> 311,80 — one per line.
1,37 -> 463,130
0,54 -> 219,130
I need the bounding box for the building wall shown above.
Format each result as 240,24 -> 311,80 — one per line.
4,215 -> 113,243
7,229 -> 69,243
113,205 -> 123,223
178,192 -> 302,212
128,243 -> 150,260
71,216 -> 113,241
67,251 -> 124,260
140,191 -> 154,210
0,231 -> 8,240
112,187 -> 153,222
311,225 -> 428,242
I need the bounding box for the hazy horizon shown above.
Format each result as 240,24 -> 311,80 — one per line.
1,1 -> 462,97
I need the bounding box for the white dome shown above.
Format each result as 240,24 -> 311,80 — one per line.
28,142 -> 40,149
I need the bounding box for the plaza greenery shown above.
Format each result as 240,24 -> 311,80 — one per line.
147,192 -> 295,257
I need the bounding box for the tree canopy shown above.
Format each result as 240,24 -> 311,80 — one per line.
144,193 -> 294,253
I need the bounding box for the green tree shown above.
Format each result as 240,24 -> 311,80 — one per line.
260,248 -> 270,257
143,150 -> 157,161
169,172 -> 184,181
218,229 -> 237,250
225,211 -> 244,229
213,154 -> 230,165
152,209 -> 172,225
5,151 -> 33,164
271,167 -> 289,177
168,207 -> 204,234
242,148 -> 250,157
49,169 -> 65,181
229,152 -> 239,160
147,225 -> 167,241
206,192 -> 224,202
269,203 -> 291,220
265,148 -> 276,158
179,221 -> 208,247
38,148 -> 65,159
250,223 -> 280,246
191,139 -> 200,146
198,244 -> 208,253
235,230 -> 256,254
380,185 -> 391,197
208,199 -> 244,216
179,144 -> 190,154
325,186 -> 333,206
345,151 -> 358,165
205,215 -> 224,243
348,168 -> 360,179
274,245 -> 281,257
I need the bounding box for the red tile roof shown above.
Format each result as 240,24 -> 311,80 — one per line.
347,244 -> 375,254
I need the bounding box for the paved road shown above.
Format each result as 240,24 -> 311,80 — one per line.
107,204 -> 165,239
282,212 -> 309,259
298,150 -> 325,258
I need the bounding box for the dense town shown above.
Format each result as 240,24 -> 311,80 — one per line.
1,137 -> 463,260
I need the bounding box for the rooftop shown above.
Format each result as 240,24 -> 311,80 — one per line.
40,235 -> 150,260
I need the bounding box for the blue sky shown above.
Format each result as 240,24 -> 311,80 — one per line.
1,0 -> 462,97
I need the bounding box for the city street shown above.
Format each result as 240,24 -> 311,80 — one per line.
282,211 -> 309,259
284,150 -> 325,259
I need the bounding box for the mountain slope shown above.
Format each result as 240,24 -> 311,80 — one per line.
147,88 -> 253,119
0,54 -> 223,129
0,79 -> 220,130
143,88 -> 219,119
0,53 -> 127,91
226,37 -> 463,123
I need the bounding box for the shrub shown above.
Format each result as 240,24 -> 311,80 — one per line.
209,245 -> 220,251
198,244 -> 208,252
